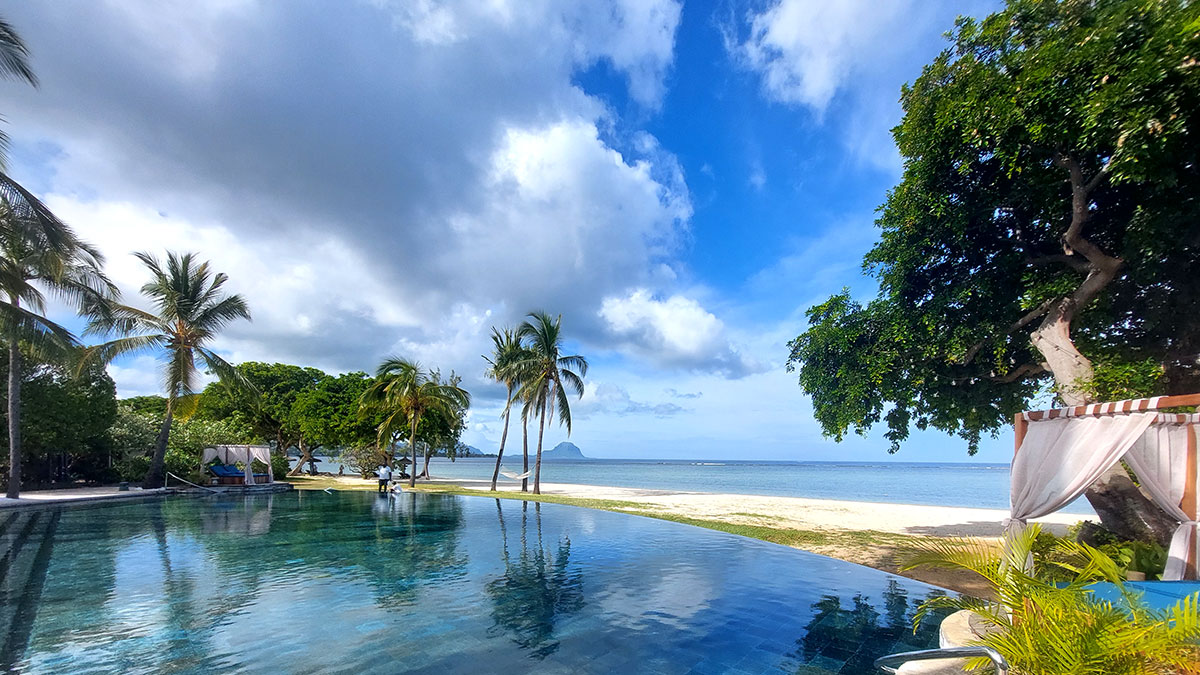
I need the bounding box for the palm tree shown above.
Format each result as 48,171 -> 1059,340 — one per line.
0,15 -> 115,499
902,525 -> 1200,674
362,357 -> 470,489
1,180 -> 116,498
0,15 -> 38,167
515,312 -> 586,495
82,252 -> 250,488
483,326 -> 534,492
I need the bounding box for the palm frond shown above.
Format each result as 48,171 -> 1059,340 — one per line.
78,334 -> 164,371
0,18 -> 36,86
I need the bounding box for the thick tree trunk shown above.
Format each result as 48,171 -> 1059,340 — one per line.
144,399 -> 174,489
491,388 -> 513,491
6,339 -> 22,499
420,444 -> 431,479
521,416 -> 529,493
288,437 -> 313,476
533,405 -> 546,495
1022,155 -> 1179,546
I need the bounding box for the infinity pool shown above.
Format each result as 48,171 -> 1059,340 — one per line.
1,492 -> 948,674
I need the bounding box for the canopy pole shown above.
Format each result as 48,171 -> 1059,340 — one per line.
1186,425 -> 1199,579
1013,413 -> 1029,457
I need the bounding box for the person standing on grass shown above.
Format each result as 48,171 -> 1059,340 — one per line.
377,464 -> 392,492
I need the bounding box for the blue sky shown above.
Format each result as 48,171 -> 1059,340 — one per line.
1,0 -> 1016,463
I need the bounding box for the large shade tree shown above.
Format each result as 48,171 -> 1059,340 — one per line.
787,0 -> 1200,543
84,252 -> 251,488
196,362 -> 326,475
362,357 -> 470,489
516,312 -> 587,495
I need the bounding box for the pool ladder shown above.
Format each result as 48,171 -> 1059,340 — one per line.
874,646 -> 1009,674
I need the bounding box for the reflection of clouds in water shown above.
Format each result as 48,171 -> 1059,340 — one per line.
574,508 -> 598,535
595,566 -> 714,629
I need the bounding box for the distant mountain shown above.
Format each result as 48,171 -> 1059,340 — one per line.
460,444 -> 495,458
541,441 -> 589,460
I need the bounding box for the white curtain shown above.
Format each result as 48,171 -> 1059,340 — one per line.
1010,412 -> 1158,525
248,446 -> 274,482
1126,424 -> 1197,580
205,445 -> 274,483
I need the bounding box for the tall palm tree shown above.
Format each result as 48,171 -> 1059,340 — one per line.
483,326 -> 535,492
82,252 -> 251,488
515,312 -> 586,495
362,357 -> 470,489
0,190 -> 115,498
0,15 -> 38,168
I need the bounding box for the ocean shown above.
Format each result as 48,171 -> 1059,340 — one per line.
324,455 -> 1095,515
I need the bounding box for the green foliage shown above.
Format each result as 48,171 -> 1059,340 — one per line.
787,0 -> 1200,453
293,370 -> 380,452
902,525 -> 1200,674
1034,526 -> 1167,581
0,350 -> 118,484
110,403 -> 251,484
196,361 -> 326,450
109,403 -> 158,454
1079,355 -> 1165,402
123,395 -> 168,418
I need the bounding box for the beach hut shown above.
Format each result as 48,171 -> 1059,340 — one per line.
202,444 -> 274,485
1009,393 -> 1200,579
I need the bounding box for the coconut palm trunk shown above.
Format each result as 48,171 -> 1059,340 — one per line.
408,415 -> 419,488
521,415 -> 529,493
146,397 -> 174,489
6,334 -> 21,499
490,385 -> 514,491
533,404 -> 547,495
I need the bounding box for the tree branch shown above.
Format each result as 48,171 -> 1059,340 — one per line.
961,298 -> 1057,365
1025,253 -> 1091,273
1052,152 -> 1122,277
987,362 -> 1047,383
952,362 -> 1047,385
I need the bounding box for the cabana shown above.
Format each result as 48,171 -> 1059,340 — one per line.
202,444 -> 274,485
1010,394 -> 1200,580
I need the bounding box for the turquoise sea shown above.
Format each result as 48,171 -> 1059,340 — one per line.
329,456 -> 1095,515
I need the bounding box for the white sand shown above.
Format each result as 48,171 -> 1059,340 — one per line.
426,477 -> 1086,537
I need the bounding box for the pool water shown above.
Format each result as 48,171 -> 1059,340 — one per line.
1,493 -> 949,674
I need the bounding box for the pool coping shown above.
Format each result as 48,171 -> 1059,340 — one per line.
0,483 -> 294,512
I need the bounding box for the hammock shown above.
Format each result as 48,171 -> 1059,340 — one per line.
499,468 -> 531,480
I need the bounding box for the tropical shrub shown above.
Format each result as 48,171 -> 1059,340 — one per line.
902,524 -> 1200,674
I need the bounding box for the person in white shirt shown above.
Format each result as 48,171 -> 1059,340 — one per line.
377,464 -> 392,492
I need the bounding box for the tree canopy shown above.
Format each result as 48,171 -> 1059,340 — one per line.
789,0 -> 1200,454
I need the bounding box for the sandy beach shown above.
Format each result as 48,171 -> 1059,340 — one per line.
424,477 -> 1084,537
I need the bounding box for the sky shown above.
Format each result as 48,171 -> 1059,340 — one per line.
0,0 -> 1016,463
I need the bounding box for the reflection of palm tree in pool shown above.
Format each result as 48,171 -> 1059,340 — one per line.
487,501 -> 585,659
792,580 -> 946,672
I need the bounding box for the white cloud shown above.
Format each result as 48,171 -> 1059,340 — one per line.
737,0 -> 907,113
731,0 -> 977,170
4,1 -> 690,391
574,381 -> 689,419
598,289 -> 761,377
